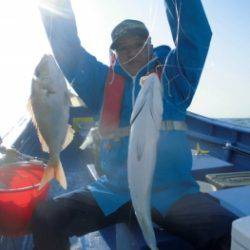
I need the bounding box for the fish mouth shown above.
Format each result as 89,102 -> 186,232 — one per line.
34,54 -> 54,78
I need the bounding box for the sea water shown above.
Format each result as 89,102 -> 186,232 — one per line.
220,118 -> 250,129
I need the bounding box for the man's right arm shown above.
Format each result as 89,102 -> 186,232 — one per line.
39,0 -> 109,114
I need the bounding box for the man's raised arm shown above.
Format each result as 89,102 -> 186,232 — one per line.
39,0 -> 108,113
163,0 -> 212,107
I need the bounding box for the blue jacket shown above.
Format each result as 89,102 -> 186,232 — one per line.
40,0 -> 212,216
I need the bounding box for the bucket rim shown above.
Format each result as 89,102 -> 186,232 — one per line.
0,160 -> 48,193
0,160 -> 46,169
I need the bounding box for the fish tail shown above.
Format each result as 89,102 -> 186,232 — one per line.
39,164 -> 54,190
54,158 -> 67,190
136,209 -> 157,250
39,156 -> 67,190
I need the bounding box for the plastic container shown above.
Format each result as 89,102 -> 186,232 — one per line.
0,161 -> 49,236
231,216 -> 250,250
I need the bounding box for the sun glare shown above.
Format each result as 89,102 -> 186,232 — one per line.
0,0 -> 249,146
39,0 -> 73,19
0,0 -> 51,146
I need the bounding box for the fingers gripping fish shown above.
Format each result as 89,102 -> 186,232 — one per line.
128,73 -> 163,250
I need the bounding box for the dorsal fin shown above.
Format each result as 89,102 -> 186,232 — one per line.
69,92 -> 86,107
61,125 -> 75,150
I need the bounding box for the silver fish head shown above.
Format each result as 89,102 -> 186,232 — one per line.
35,54 -> 62,80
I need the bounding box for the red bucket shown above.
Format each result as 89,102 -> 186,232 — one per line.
0,161 -> 50,236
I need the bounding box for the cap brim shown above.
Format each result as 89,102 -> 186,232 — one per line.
110,29 -> 149,50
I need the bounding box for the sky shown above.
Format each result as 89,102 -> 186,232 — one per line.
0,0 -> 250,144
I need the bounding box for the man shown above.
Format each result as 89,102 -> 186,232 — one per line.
31,0 -> 237,249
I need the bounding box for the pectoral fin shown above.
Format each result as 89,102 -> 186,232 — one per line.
69,92 -> 86,107
61,125 -> 75,150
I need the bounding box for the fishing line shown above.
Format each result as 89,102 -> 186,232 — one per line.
146,0 -> 159,75
1,115 -> 28,142
10,2 -> 54,161
121,0 -> 157,68
1,3 -> 54,148
117,35 -> 151,66
164,0 -> 214,108
158,0 -> 194,108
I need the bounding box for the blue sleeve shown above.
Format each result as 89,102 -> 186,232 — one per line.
163,0 -> 212,109
39,0 -> 108,114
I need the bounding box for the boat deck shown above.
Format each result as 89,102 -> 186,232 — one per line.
1,110 -> 250,249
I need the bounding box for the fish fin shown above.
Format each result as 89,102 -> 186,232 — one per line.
27,98 -> 50,153
61,125 -> 75,150
39,164 -> 54,190
39,157 -> 67,190
54,159 -> 67,189
69,92 -> 86,107
37,131 -> 50,152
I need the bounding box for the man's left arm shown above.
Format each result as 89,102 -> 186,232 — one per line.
163,0 -> 212,108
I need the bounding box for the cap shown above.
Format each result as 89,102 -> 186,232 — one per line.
110,19 -> 149,50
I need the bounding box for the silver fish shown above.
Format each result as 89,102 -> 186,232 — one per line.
28,54 -> 75,190
127,73 -> 163,250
